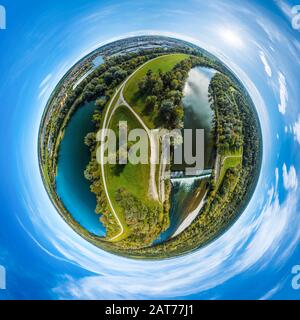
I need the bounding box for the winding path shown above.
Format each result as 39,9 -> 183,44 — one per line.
118,88 -> 159,201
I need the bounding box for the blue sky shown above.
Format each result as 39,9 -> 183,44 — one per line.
0,0 -> 300,299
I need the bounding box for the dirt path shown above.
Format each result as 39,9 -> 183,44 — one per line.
118,89 -> 159,201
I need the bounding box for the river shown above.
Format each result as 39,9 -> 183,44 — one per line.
56,101 -> 106,236
154,66 -> 216,243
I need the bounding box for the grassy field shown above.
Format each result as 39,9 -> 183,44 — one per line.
123,53 -> 189,128
104,105 -> 153,238
217,149 -> 242,189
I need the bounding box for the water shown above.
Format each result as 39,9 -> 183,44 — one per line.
183,67 -> 216,167
92,55 -> 104,67
73,55 -> 104,89
155,67 -> 216,243
56,102 -> 106,236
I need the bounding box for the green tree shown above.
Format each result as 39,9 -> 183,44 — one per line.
145,95 -> 157,112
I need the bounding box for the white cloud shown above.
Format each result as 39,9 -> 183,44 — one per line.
278,72 -> 288,114
260,283 -> 282,300
38,73 -> 52,100
275,0 -> 293,20
282,164 -> 298,190
38,84 -> 49,100
259,51 -> 272,77
293,116 -> 300,144
39,73 -> 52,88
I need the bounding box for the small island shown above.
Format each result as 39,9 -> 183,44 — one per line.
39,36 -> 262,258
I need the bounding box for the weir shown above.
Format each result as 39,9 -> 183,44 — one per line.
169,169 -> 212,181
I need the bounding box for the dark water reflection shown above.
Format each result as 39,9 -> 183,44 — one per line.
56,102 -> 106,236
155,67 -> 216,243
